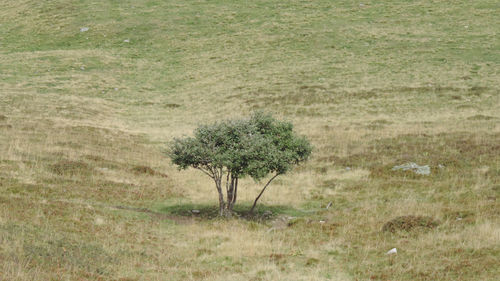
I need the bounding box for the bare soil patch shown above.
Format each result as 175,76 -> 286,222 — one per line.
382,215 -> 439,233
131,165 -> 168,178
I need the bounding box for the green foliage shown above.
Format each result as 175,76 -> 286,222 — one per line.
169,112 -> 312,181
169,112 -> 312,215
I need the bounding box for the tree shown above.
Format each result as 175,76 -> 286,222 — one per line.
168,112 -> 312,216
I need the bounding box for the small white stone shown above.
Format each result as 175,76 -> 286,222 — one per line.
386,248 -> 397,255
123,39 -> 130,43
80,27 -> 89,32
191,209 -> 200,214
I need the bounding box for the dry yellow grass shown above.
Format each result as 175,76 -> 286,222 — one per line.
1,0 -> 499,280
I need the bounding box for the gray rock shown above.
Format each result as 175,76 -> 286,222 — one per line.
191,209 -> 200,214
80,27 -> 89,32
392,162 -> 430,175
123,39 -> 130,43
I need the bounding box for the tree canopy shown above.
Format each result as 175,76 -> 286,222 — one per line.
169,112 -> 312,216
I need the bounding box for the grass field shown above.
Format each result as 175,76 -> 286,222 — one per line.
1,0 -> 499,280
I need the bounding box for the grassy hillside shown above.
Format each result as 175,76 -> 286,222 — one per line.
1,0 -> 499,280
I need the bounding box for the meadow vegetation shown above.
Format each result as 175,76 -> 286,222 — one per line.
0,0 -> 499,280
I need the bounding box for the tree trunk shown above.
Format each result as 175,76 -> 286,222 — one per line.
227,176 -> 238,211
226,176 -> 234,209
231,177 -> 238,208
224,174 -> 240,214
250,173 -> 279,214
218,189 -> 225,216
214,175 -> 225,216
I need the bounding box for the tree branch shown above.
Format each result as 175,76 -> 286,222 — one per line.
210,166 -> 218,180
250,173 -> 280,214
196,167 -> 214,179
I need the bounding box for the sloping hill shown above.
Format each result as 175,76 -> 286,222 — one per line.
0,0 -> 499,280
